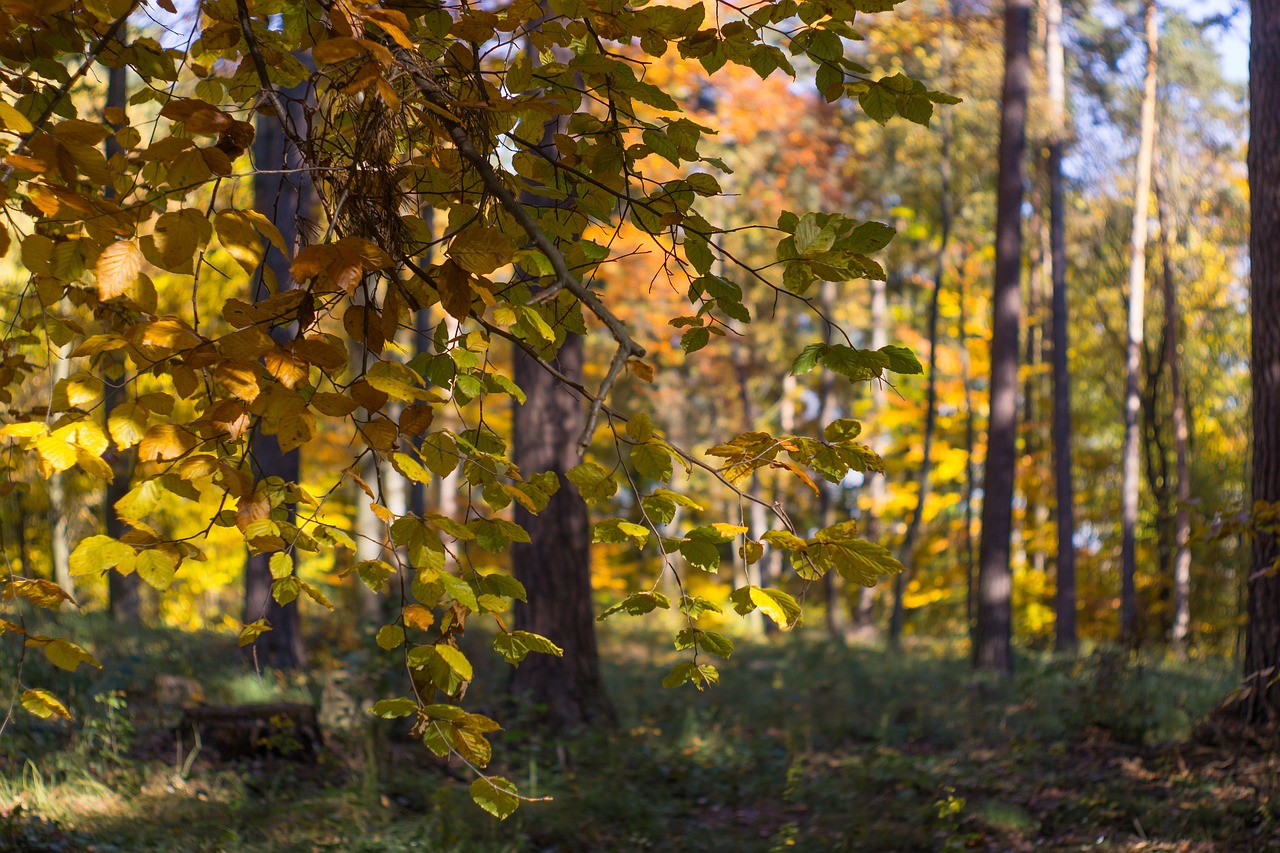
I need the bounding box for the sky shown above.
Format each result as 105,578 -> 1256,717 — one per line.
1166,0 -> 1248,81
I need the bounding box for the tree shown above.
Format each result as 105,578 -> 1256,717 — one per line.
0,0 -> 936,813
240,78 -> 309,671
975,0 -> 1032,674
1045,0 -> 1077,653
1239,0 -> 1280,724
1120,0 -> 1159,647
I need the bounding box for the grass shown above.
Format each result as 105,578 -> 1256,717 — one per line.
0,619 -> 1271,852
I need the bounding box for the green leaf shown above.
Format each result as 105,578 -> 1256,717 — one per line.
494,630 -> 564,664
631,442 -> 673,482
880,344 -> 923,375
626,412 -> 655,442
566,462 -> 617,503
823,418 -> 863,442
598,591 -> 671,621
271,576 -> 301,605
843,221 -> 895,253
470,776 -> 519,820
376,624 -> 406,650
369,697 -> 418,718
791,343 -> 825,375
680,326 -> 710,353
593,517 -> 651,548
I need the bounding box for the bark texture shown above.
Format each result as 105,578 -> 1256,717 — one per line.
974,0 -> 1031,674
1046,0 -> 1077,652
103,62 -> 141,623
242,92 -> 307,670
1240,0 -> 1280,724
510,335 -> 613,729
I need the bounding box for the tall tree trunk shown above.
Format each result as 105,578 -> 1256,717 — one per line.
103,62 -> 140,622
508,61 -> 611,728
816,280 -> 845,640
974,0 -> 1031,675
1157,176 -> 1192,657
1120,0 -> 1159,647
1240,0 -> 1280,724
961,265 -> 977,642
889,94 -> 951,647
242,90 -> 307,670
864,277 -> 889,638
49,344 -> 72,597
1046,0 -> 1077,652
510,336 -> 612,728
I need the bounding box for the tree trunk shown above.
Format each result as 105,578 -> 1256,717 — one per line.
49,344 -> 73,598
816,280 -> 845,640
510,335 -> 612,728
864,277 -> 889,640
1046,0 -> 1077,652
1120,0 -> 1159,647
1157,176 -> 1192,657
974,0 -> 1031,675
960,243 -> 977,642
242,92 -> 307,670
1238,0 -> 1280,724
508,71 -> 611,728
103,62 -> 140,623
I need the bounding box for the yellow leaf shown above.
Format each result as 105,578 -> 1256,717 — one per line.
137,424 -> 197,461
136,549 -> 177,590
0,100 -> 33,133
36,436 -> 77,472
239,619 -> 272,647
403,604 -> 434,631
269,552 -> 293,580
215,210 -> 266,273
215,360 -> 261,402
96,240 -> 143,300
40,638 -> 102,673
69,535 -> 136,577
21,689 -> 69,720
448,226 -> 516,275
1,423 -> 46,438
5,579 -> 76,609
108,402 -> 147,449
148,208 -> 212,274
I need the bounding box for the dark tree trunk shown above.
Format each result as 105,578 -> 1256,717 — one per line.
103,62 -> 140,623
974,0 -> 1031,675
1239,0 -> 1280,724
1046,0 -> 1076,653
242,89 -> 307,670
510,335 -> 613,729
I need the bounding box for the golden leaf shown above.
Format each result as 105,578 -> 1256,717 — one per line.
96,240 -> 142,300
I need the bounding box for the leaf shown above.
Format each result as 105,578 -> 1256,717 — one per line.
238,619 -> 272,647
376,624 -> 406,650
369,697 -> 418,718
135,549 -> 177,591
598,591 -> 671,621
566,462 -> 617,503
69,535 -> 135,577
269,552 -> 293,580
21,689 -> 70,720
6,579 -> 75,609
494,630 -> 564,664
448,226 -> 516,274
791,343 -> 825,375
41,638 -> 102,673
730,586 -> 802,629
470,776 -> 519,820
879,344 -> 923,375
96,240 -> 143,300
435,644 -> 473,681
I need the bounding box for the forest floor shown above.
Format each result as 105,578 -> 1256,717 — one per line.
0,620 -> 1275,852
